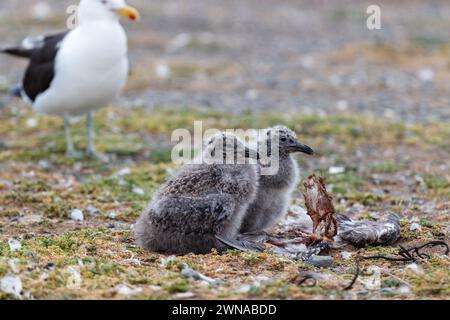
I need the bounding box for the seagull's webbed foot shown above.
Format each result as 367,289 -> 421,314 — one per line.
65,148 -> 84,159
86,148 -> 110,163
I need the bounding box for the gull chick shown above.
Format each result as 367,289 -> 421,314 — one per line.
134,133 -> 260,255
240,126 -> 314,234
1,0 -> 140,160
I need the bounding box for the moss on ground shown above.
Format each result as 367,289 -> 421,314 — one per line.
0,105 -> 448,300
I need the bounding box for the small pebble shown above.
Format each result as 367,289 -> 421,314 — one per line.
174,292 -> 195,299
70,209 -> 84,222
86,205 -> 101,215
155,62 -> 172,79
181,267 -> 224,285
38,159 -> 52,170
245,89 -> 260,101
160,255 -> 177,267
167,33 -> 192,52
306,256 -> 333,268
409,222 -> 422,232
149,285 -> 162,291
115,167 -> 131,176
328,166 -> 345,175
238,284 -> 251,293
8,239 -> 22,252
108,212 -> 117,219
115,284 -> 143,297
43,262 -> 55,271
416,68 -> 435,83
0,276 -> 22,299
132,186 -> 145,195
8,259 -> 20,273
406,263 -> 423,275
66,266 -> 82,289
31,2 -> 53,20
341,251 -> 352,260
26,118 -> 38,128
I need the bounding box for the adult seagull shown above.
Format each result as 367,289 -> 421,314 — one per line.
1,0 -> 140,160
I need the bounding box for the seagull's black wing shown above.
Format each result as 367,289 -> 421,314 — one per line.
1,32 -> 68,102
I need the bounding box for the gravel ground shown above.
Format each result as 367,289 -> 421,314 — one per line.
1,0 -> 450,121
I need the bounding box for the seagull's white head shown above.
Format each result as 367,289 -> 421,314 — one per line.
78,0 -> 140,23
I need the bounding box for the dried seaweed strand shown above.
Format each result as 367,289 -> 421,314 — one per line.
343,255 -> 361,291
343,241 -> 449,291
363,241 -> 449,262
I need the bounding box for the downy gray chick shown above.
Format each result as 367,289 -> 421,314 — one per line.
134,132 -> 260,255
240,126 -> 314,235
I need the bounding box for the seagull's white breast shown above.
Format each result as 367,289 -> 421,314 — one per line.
34,21 -> 129,116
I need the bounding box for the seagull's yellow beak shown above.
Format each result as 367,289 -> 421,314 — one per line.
114,6 -> 140,21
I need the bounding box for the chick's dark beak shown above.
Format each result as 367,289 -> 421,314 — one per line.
295,142 -> 314,155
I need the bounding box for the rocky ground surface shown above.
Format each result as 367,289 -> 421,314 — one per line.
0,0 -> 449,300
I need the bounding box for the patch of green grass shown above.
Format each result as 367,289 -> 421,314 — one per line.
411,36 -> 448,49
80,163 -> 169,202
149,145 -> 174,163
420,220 -> 444,237
423,175 -> 450,190
371,162 -> 406,174
244,253 -> 266,266
323,172 -> 364,196
1,106 -> 449,165
345,192 -> 385,206
166,278 -> 190,294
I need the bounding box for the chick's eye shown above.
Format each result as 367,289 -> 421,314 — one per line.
280,137 -> 287,142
